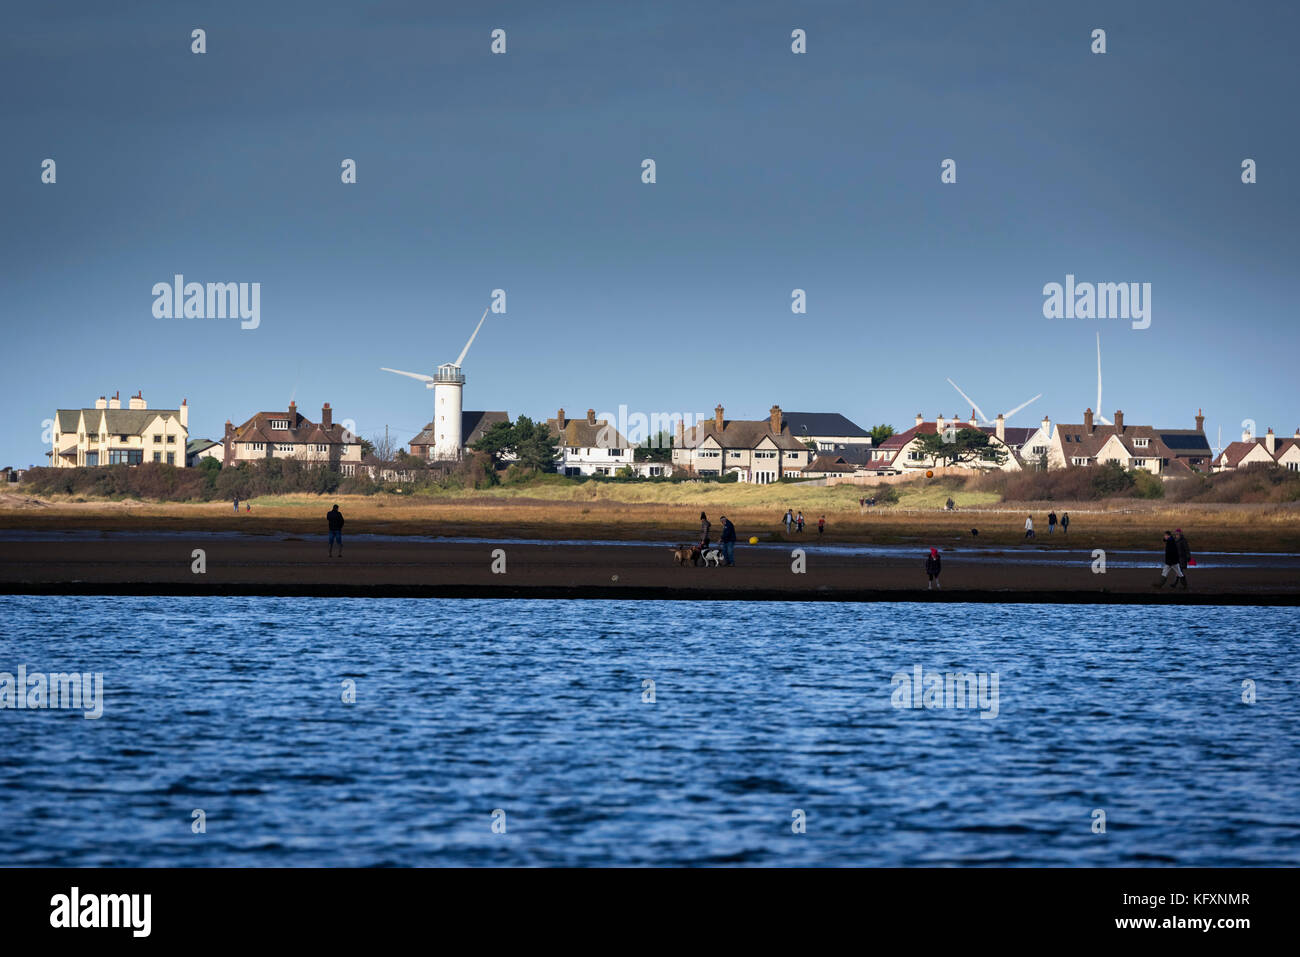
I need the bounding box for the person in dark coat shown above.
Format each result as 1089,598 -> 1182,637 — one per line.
719,515 -> 737,566
1047,511 -> 1057,535
1060,512 -> 1070,535
699,512 -> 712,547
1174,529 -> 1192,588
925,547 -> 941,590
327,504 -> 345,557
1155,531 -> 1184,588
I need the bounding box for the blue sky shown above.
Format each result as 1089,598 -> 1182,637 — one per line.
3,0 -> 1297,466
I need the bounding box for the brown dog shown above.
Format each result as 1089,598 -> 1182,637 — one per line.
670,540 -> 702,564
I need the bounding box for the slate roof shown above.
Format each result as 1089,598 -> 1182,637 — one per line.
1214,436 -> 1300,468
230,407 -> 349,447
409,411 -> 510,450
780,412 -> 870,439
547,415 -> 630,448
680,418 -> 810,452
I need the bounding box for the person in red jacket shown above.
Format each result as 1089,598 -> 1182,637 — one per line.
925,548 -> 941,589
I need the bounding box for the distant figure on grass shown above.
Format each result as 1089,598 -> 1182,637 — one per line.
817,515 -> 825,535
1174,528 -> 1193,587
945,497 -> 955,511
796,511 -> 805,533
699,512 -> 712,547
925,548 -> 941,589
1155,531 -> 1185,588
233,496 -> 240,513
783,509 -> 793,534
327,504 -> 345,558
719,515 -> 737,566
1047,511 -> 1057,535
1060,512 -> 1070,535
1024,515 -> 1034,539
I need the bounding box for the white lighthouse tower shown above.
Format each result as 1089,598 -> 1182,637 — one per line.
382,307 -> 490,460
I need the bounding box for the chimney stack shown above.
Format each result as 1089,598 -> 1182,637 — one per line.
1242,425 -> 1253,442
1195,408 -> 1205,432
586,408 -> 596,426
915,413 -> 923,427
1114,410 -> 1124,431
1041,415 -> 1050,433
321,403 -> 332,429
557,408 -> 566,430
1265,428 -> 1276,455
936,414 -> 946,432
129,391 -> 146,410
95,396 -> 107,409
676,419 -> 685,448
995,413 -> 1005,443
714,405 -> 724,431
1084,408 -> 1094,433
969,410 -> 977,427
179,398 -> 188,428
288,401 -> 297,423
769,405 -> 782,433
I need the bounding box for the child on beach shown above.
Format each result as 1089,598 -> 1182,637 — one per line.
1024,515 -> 1034,538
817,516 -> 825,535
925,548 -> 941,589
796,512 -> 805,533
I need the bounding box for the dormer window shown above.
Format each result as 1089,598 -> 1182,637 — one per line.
1134,438 -> 1149,448
271,419 -> 290,430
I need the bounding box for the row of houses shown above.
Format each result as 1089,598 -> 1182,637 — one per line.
45,392 -> 1298,481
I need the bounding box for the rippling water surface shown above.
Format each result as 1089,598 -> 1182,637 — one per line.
1,597 -> 1296,866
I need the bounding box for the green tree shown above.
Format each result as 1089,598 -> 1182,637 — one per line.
513,416 -> 559,472
470,420 -> 517,468
911,428 -> 1008,468
634,430 -> 673,463
869,424 -> 895,445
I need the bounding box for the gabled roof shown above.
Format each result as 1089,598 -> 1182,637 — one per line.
231,407 -> 349,446
56,407 -> 182,436
547,415 -> 630,449
186,438 -> 220,454
1215,436 -> 1300,468
803,455 -> 856,473
780,412 -> 870,439
409,411 -> 510,450
681,418 -> 813,452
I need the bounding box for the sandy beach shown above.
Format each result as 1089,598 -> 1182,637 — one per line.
1,494 -> 1296,602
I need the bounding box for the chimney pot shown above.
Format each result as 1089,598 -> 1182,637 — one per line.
915,413 -> 923,427
1114,410 -> 1124,431
1195,408 -> 1205,432
1265,428 -> 1276,456
995,413 -> 1005,443
557,408 -> 566,429
586,408 -> 596,425
714,405 -> 724,431
321,403 -> 332,429
1084,408 -> 1094,433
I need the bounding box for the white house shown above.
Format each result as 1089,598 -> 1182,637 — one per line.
50,391 -> 190,468
1214,426 -> 1300,472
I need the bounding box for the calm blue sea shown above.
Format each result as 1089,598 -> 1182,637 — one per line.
1,597 -> 1296,867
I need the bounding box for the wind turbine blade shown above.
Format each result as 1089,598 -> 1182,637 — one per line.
381,367 -> 435,383
454,308 -> 491,368
946,378 -> 989,424
1002,394 -> 1042,420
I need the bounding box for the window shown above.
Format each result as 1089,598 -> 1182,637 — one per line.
608,448 -> 622,456
1134,438 -> 1149,448
166,453 -> 175,465
153,434 -> 162,443
1032,445 -> 1046,455
119,434 -> 129,442
166,435 -> 176,444
108,449 -> 143,465
340,464 -> 355,476
908,451 -> 925,461
1288,462 -> 1298,472
275,443 -> 295,452
270,419 -> 290,430
85,452 -> 98,467
568,447 -> 578,454
1072,457 -> 1089,466
1133,458 -> 1146,467
153,452 -> 162,462
87,432 -> 99,442
249,443 -> 265,452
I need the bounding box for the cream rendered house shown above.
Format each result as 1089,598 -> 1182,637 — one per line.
51,392 -> 189,468
223,401 -> 363,474
672,405 -> 812,483
1214,427 -> 1300,472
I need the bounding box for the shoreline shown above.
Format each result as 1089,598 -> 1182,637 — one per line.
2,537 -> 1296,604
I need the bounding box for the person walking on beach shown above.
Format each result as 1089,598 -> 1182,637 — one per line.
233,496 -> 240,513
1174,529 -> 1192,589
1047,511 -> 1057,535
699,512 -> 712,547
796,511 -> 805,533
719,514 -> 737,566
1024,515 -> 1034,539
783,509 -> 793,534
817,515 -> 825,535
1061,512 -> 1070,535
925,547 -> 941,590
1155,531 -> 1185,588
327,504 -> 345,558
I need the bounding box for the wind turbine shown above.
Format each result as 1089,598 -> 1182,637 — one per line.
1093,332 -> 1112,425
381,307 -> 491,460
945,379 -> 1042,425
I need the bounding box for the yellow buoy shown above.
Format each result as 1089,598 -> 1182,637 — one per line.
749,536 -> 759,544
